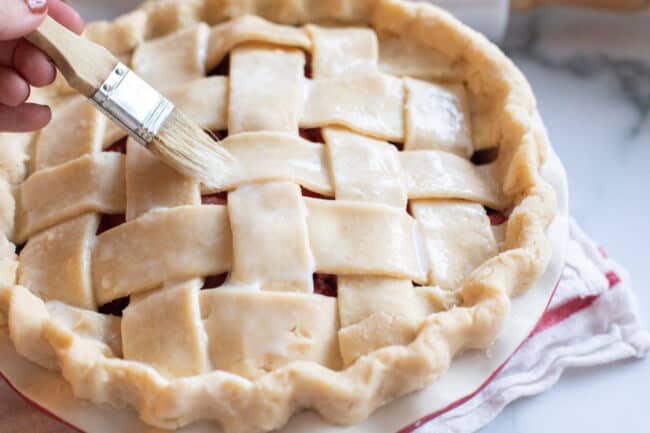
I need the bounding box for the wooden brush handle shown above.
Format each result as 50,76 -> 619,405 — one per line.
26,16 -> 118,97
512,0 -> 649,10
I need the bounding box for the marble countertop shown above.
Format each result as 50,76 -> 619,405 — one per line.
482,7 -> 650,433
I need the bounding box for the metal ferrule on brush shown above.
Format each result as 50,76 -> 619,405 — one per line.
91,63 -> 174,146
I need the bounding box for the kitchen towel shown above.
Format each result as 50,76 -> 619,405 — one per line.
1,219 -> 649,433
410,219 -> 650,432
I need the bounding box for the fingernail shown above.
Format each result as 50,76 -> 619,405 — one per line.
24,0 -> 48,13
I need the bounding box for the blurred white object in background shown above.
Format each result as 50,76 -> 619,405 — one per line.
427,0 -> 510,41
68,0 -> 138,22
68,0 -> 512,42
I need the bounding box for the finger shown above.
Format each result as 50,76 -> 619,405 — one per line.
1,1 -> 84,66
13,39 -> 56,86
48,0 -> 84,34
0,40 -> 19,66
0,66 -> 30,107
0,0 -> 47,41
0,103 -> 51,132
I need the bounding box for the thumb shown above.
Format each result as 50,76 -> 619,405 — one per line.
0,0 -> 48,41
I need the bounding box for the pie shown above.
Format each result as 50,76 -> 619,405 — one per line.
0,0 -> 556,432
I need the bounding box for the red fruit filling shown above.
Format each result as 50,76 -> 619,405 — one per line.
15,243 -> 25,255
98,296 -> 130,316
300,187 -> 333,200
304,51 -> 312,79
208,129 -> 228,141
202,273 -> 229,289
97,214 -> 126,235
485,207 -> 507,226
313,273 -> 337,297
106,137 -> 127,154
299,128 -> 324,143
471,148 -> 499,165
208,54 -> 230,76
202,192 -> 228,205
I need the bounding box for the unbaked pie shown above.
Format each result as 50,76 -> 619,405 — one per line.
0,0 -> 556,432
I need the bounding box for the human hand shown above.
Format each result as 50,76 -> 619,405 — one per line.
0,0 -> 84,132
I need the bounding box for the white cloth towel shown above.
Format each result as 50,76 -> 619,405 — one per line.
414,219 -> 650,433
1,220 -> 648,432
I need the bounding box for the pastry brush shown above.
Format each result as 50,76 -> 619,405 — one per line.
26,16 -> 233,188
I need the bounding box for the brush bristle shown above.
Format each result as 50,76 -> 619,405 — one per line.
148,109 -> 234,189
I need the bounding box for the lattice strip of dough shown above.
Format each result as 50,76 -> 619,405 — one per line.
15,153 -> 126,243
229,43 -> 305,133
200,290 -> 340,380
228,181 -> 314,292
18,213 -> 99,310
404,78 -> 473,157
377,32 -> 463,81
323,125 -> 418,364
337,276 -> 417,328
323,127 -> 406,207
165,76 -> 228,131
252,0 -> 316,23
83,10 -> 147,55
338,310 -> 418,365
131,23 -> 209,91
400,150 -> 503,209
209,132 -> 332,195
92,205 -> 231,304
300,0 -> 364,22
305,199 -> 426,282
206,15 -> 310,70
123,137 -> 207,377
411,199 -> 498,290
305,25 -> 378,78
126,139 -> 200,220
34,96 -> 106,171
143,0 -> 205,38
122,280 -> 209,378
102,76 -> 229,148
301,73 -> 404,141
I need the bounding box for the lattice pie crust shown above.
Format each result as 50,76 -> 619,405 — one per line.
0,1 -> 556,432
